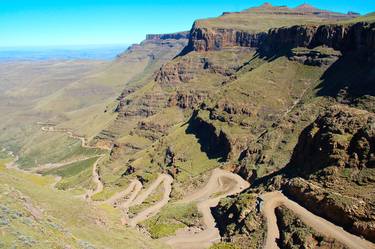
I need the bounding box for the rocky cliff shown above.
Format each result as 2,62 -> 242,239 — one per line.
180,4 -> 360,54
182,21 -> 375,56
262,22 -> 375,56
146,31 -> 189,41
181,23 -> 266,53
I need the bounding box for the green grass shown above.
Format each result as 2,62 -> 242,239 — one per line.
339,12 -> 375,24
142,202 -> 201,238
91,185 -> 125,201
42,156 -> 99,192
42,156 -> 99,178
17,132 -> 102,169
0,159 -> 168,249
55,166 -> 93,191
276,205 -> 346,249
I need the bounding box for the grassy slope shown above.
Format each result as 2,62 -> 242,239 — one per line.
41,156 -> 99,192
16,132 -> 102,169
339,12 -> 375,24
0,158 -> 167,249
0,45 -> 155,168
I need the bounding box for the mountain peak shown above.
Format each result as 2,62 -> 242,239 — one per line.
295,3 -> 319,11
260,2 -> 273,8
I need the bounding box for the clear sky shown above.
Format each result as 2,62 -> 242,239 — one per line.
0,0 -> 374,47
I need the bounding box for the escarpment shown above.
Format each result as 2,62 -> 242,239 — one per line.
146,31 -> 190,41
181,18 -> 374,57
180,23 -> 266,53
178,3 -> 361,54
262,22 -> 375,56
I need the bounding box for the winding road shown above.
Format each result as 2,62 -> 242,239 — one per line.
40,125 -> 108,200
262,191 -> 375,249
164,168 -> 250,249
127,174 -> 173,227
8,137 -> 372,249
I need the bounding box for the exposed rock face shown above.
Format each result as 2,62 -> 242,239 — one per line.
146,32 -> 190,41
262,22 -> 375,56
164,146 -> 175,167
288,47 -> 341,66
154,56 -> 205,86
167,90 -> 209,109
288,106 -> 375,174
119,91 -> 167,118
155,49 -> 246,87
283,106 -> 375,242
181,20 -> 375,59
213,193 -> 265,249
181,23 -> 266,53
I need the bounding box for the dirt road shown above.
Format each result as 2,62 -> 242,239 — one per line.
128,174 -> 173,227
41,125 -> 107,200
262,191 -> 375,249
165,168 -> 250,249
84,156 -> 104,199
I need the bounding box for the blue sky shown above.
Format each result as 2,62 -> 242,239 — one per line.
0,0 -> 374,47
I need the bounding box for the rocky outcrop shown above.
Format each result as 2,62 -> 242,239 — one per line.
155,51 -> 243,86
119,91 -> 167,118
154,56 -> 205,86
146,32 -> 189,41
288,105 -> 375,175
213,193 -> 265,249
181,23 -> 266,53
288,47 -> 341,66
164,146 -> 175,167
167,90 -> 209,109
282,106 -> 375,242
114,34 -> 188,118
262,22 -> 375,57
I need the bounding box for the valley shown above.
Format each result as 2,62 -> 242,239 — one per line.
1,2 -> 375,249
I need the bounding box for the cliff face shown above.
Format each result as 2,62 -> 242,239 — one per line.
263,22 -> 375,56
182,23 -> 266,53
182,21 -> 375,57
146,31 -> 190,41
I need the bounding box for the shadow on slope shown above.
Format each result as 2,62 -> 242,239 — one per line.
315,52 -> 375,99
185,111 -> 230,162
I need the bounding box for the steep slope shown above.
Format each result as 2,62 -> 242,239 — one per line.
0,153 -> 167,249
